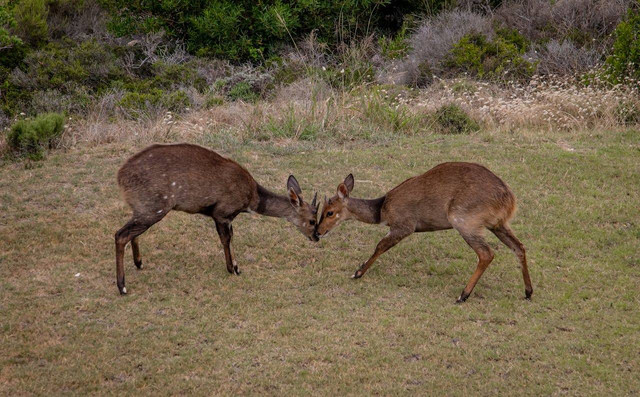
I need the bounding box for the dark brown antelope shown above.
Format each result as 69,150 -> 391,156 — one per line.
115,143 -> 319,295
316,162 -> 532,302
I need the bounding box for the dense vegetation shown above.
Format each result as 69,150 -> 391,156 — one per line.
0,0 -> 639,159
100,0 -> 432,61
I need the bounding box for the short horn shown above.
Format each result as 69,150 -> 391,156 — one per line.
311,192 -> 317,207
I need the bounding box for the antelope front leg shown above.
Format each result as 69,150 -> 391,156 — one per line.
352,228 -> 411,279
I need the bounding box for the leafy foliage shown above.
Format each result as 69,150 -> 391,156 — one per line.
605,7 -> 640,84
0,4 -> 22,50
446,29 -> 535,81
99,0 -> 430,62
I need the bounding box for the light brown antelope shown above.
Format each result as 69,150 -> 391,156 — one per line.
114,143 -> 319,295
316,162 -> 532,302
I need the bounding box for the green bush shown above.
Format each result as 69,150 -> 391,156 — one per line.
7,112 -> 64,159
605,8 -> 640,85
228,81 -> 258,102
204,94 -> 224,108
118,89 -> 191,116
150,62 -> 207,92
12,40 -> 122,92
446,29 -> 535,81
4,40 -> 210,119
0,4 -> 22,50
434,104 -> 479,134
12,0 -> 49,46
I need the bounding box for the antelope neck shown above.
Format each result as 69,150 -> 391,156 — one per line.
255,184 -> 296,219
346,196 -> 385,224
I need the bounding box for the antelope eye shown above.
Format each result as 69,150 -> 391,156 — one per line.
327,211 -> 334,217
309,220 -> 316,226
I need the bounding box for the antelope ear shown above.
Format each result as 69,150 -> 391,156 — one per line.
344,174 -> 354,192
288,187 -> 302,207
337,183 -> 349,200
287,175 -> 302,195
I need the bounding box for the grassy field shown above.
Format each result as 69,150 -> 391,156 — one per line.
1,128 -> 639,395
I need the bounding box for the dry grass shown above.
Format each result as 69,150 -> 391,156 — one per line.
413,76 -> 640,131
46,76 -> 640,152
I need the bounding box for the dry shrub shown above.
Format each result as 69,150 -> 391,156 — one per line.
282,31 -> 330,69
496,0 -> 634,46
48,0 -> 109,41
193,58 -> 232,86
273,77 -> 332,103
528,40 -> 602,75
379,10 -> 493,85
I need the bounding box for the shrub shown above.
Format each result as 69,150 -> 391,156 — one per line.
605,7 -> 640,84
7,112 -> 64,159
11,40 -> 122,92
118,89 -> 191,117
228,81 -> 258,102
150,61 -> 207,92
204,94 -> 224,107
46,0 -> 106,40
386,10 -> 493,85
528,39 -> 601,76
12,0 -> 49,46
0,4 -> 22,50
434,104 -> 479,134
446,30 -> 535,81
495,0 -> 633,46
189,1 -> 251,60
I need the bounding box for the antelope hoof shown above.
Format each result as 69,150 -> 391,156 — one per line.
119,286 -> 127,295
525,288 -> 533,300
456,292 -> 469,304
135,260 -> 143,270
233,265 -> 241,275
351,268 -> 364,279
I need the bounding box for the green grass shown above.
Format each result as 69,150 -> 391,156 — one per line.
1,129 -> 639,394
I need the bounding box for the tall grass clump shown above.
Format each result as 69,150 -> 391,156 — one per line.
7,112 -> 64,159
